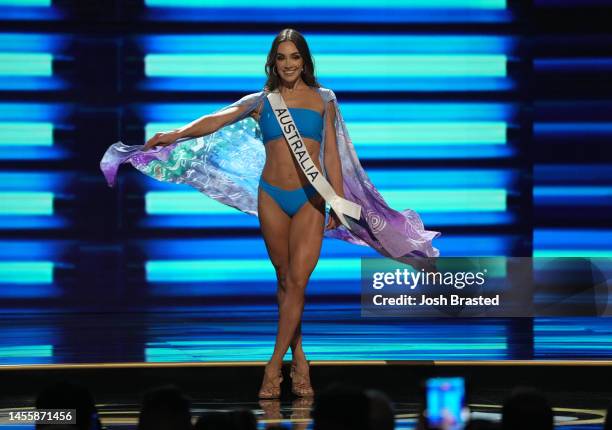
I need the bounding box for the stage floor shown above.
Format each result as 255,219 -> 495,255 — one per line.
1,310 -> 611,365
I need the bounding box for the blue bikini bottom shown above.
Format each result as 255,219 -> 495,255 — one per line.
259,177 -> 318,217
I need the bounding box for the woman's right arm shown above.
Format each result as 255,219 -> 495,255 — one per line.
143,102 -> 256,151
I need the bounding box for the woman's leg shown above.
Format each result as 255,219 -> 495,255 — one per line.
278,278 -> 305,360
258,187 -> 315,365
267,195 -> 325,368
258,186 -> 309,389
257,186 -> 290,396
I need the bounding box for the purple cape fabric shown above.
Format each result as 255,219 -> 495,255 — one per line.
100,87 -> 441,259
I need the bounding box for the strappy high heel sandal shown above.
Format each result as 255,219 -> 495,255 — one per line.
290,361 -> 314,397
258,364 -> 283,399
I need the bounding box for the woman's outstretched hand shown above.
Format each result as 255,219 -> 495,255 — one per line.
143,131 -> 180,151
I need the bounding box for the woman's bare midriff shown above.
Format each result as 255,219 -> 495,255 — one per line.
260,136 -> 322,190
250,86 -> 325,191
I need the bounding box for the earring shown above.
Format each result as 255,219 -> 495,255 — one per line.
272,66 -> 278,76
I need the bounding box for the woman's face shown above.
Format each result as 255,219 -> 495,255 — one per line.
275,41 -> 304,84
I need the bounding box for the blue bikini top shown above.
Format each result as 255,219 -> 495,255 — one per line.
258,97 -> 323,144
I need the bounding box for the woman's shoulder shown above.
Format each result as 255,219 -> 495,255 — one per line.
314,86 -> 337,102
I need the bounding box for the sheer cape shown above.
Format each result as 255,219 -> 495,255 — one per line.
100,87 -> 441,259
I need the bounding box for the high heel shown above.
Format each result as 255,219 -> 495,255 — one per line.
258,364 -> 283,399
290,361 -> 314,397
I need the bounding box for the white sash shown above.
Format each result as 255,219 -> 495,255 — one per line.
267,91 -> 362,228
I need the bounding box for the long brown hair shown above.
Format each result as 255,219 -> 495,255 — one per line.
263,28 -> 320,92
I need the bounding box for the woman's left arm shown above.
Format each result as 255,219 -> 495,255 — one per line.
323,100 -> 344,199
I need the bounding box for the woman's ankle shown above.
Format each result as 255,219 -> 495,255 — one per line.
266,359 -> 282,372
291,352 -> 308,366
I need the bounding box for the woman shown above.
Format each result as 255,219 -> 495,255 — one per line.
101,28 -> 441,399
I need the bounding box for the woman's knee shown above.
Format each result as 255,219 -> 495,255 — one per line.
273,264 -> 288,290
286,271 -> 309,293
